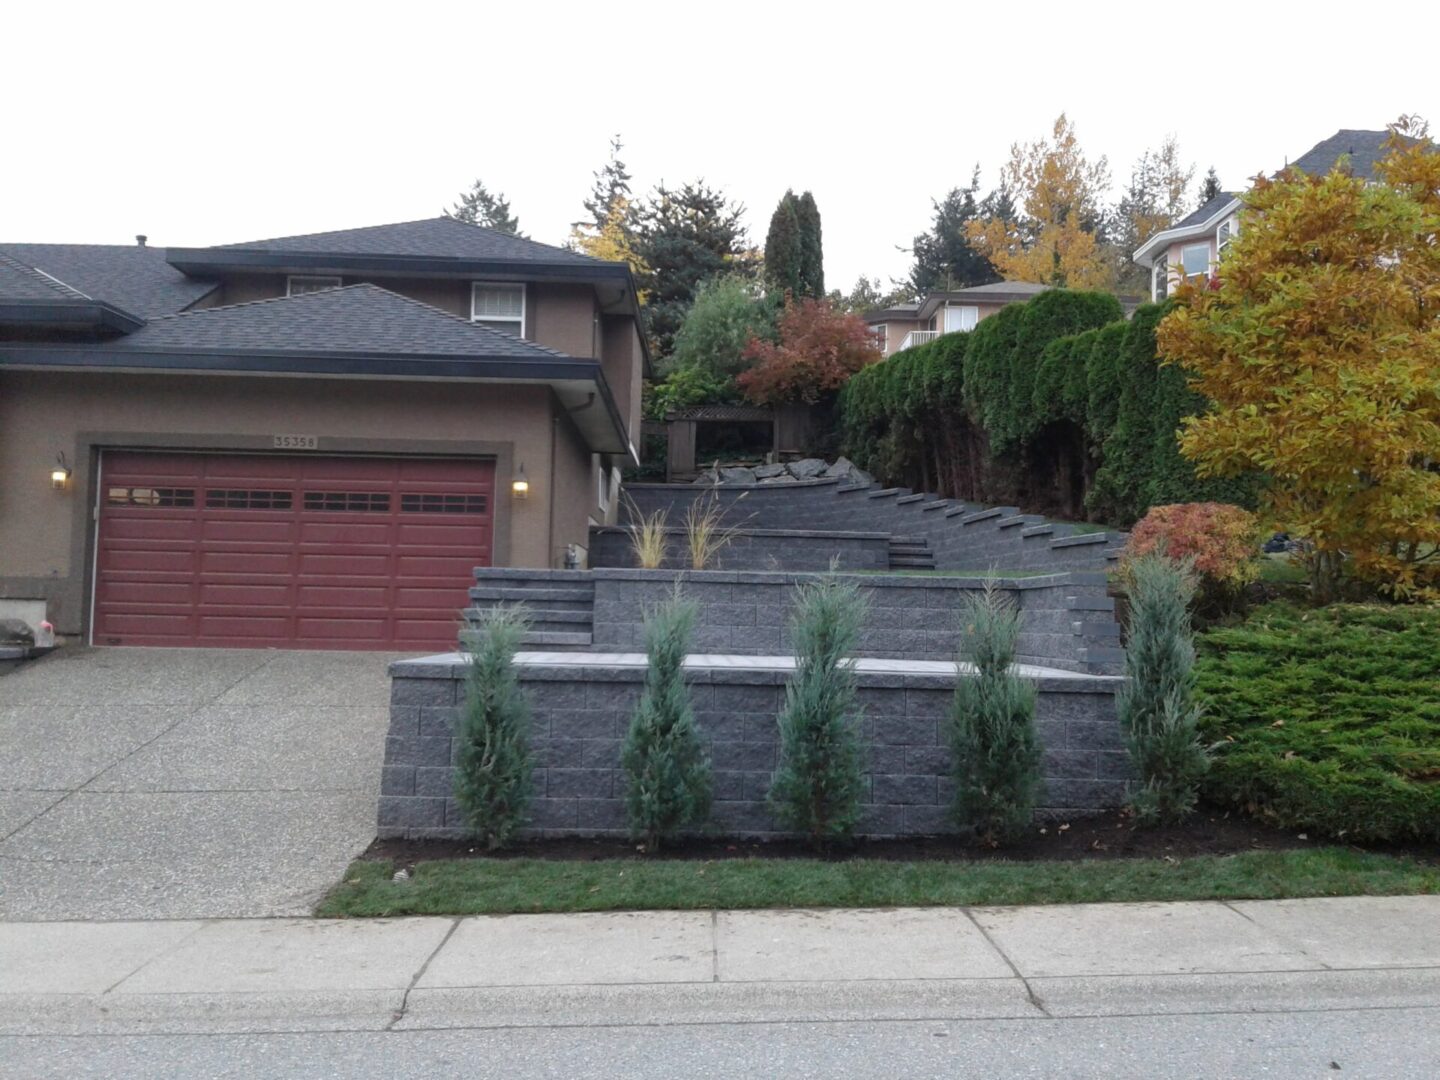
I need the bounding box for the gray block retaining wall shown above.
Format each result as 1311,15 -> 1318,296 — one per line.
623,481 -> 1124,575
588,527 -> 891,572
379,657 -> 1127,841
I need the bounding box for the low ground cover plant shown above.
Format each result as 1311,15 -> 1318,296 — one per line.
621,589 -> 711,850
769,573 -> 869,847
454,607 -> 534,850
1119,555 -> 1209,824
1196,602 -> 1440,842
949,580 -> 1041,845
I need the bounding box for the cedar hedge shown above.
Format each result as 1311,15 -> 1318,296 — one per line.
1195,603 -> 1440,844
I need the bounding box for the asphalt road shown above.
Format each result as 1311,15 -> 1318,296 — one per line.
7,1006 -> 1439,1079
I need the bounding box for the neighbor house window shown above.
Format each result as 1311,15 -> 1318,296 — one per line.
286,275 -> 342,296
1153,258 -> 1169,301
1181,243 -> 1211,280
471,283 -> 525,336
1217,216 -> 1238,254
872,324 -> 888,355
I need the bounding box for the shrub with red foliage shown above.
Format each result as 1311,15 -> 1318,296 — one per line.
737,297 -> 881,405
1124,502 -> 1262,600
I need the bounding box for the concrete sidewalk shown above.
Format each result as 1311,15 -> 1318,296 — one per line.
3,895 -> 1438,1036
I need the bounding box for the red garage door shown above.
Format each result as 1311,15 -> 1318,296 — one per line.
94,451 -> 494,649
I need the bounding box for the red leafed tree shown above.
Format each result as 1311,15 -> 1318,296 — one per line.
737,297 -> 882,404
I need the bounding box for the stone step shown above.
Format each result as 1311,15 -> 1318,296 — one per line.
470,586 -> 594,604
521,631 -> 593,648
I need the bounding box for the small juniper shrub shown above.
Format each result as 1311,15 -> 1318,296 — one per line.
621,587 -> 712,851
949,579 -> 1042,846
768,571 -> 869,848
454,606 -> 535,850
1118,553 -> 1210,825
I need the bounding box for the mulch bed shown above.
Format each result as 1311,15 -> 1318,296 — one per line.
360,806 -> 1439,868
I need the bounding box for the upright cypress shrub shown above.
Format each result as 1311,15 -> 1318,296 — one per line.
949,580 -> 1041,846
769,574 -> 868,847
1117,554 -> 1209,824
454,607 -> 534,850
622,589 -> 711,850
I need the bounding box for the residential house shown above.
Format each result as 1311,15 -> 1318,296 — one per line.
864,281 -> 1052,356
0,218 -> 648,650
1133,129 -> 1397,301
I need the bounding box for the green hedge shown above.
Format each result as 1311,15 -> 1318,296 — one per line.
840,292 -> 1253,526
1196,603 -> 1440,844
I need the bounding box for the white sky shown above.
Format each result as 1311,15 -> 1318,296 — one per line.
6,1 -> 1435,291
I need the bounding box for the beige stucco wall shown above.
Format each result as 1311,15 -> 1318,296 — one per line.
600,314 -> 643,452
0,370 -> 587,634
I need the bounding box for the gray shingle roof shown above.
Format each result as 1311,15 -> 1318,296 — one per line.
216,216 -> 603,267
1173,192 -> 1240,230
1290,129 -> 1393,179
0,243 -> 216,316
0,252 -> 90,301
106,283 -> 570,359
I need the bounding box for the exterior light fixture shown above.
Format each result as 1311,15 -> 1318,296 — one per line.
50,453 -> 71,491
511,463 -> 530,499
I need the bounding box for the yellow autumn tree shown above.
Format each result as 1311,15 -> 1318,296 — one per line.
569,196 -> 651,302
966,114 -> 1115,290
1157,119 -> 1440,601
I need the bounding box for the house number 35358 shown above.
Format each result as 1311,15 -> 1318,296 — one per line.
273,434 -> 319,450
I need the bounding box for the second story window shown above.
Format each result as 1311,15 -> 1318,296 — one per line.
1153,258 -> 1169,301
872,324 -> 888,356
287,275 -> 342,296
472,283 -> 525,336
1181,243 -> 1211,281
1217,217 -> 1238,255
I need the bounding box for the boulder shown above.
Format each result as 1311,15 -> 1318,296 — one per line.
692,469 -> 719,486
753,462 -> 787,479
786,458 -> 828,480
719,466 -> 758,485
824,457 -> 873,485
759,474 -> 799,484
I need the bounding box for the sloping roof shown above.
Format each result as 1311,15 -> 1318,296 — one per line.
0,252 -> 89,301
1290,129 -> 1393,179
214,216 -> 602,267
0,243 -> 216,316
103,284 -> 569,360
1172,192 -> 1240,230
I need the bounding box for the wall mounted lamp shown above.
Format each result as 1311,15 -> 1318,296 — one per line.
50,452 -> 71,491
511,463 -> 530,499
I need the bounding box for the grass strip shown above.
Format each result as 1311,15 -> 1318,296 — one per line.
317,847 -> 1437,918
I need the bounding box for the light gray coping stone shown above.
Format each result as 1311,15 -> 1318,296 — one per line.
588,526 -> 893,541
478,567 -> 1078,590
1052,532 -> 1113,548
390,652 -> 1122,687
623,478 -> 841,491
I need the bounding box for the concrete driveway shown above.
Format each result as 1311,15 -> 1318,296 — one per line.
0,647 -> 405,921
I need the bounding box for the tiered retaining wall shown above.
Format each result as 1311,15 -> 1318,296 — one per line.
379,655 -> 1127,841
587,527 -> 892,572
622,480 -> 1125,574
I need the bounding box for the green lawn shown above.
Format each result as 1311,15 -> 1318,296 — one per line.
317,848 -> 1437,918
1197,602 -> 1440,843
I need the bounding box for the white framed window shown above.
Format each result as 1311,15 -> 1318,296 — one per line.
287,275 -> 342,296
872,324 -> 888,355
1217,216 -> 1238,254
944,305 -> 979,333
596,457 -> 611,512
471,282 -> 526,336
1153,258 -> 1169,301
1181,243 -> 1211,280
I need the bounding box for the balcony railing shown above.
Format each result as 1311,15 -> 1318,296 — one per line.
898,329 -> 941,351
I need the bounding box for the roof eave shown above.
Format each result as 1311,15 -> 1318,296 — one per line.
1132,197 -> 1243,267
0,345 -> 632,454
0,298 -> 146,334
163,248 -> 632,286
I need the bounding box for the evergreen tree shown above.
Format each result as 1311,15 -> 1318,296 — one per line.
1117,554 -> 1209,824
622,589 -> 712,850
795,190 -> 824,298
949,579 -> 1041,846
769,573 -> 868,848
444,179 -> 522,235
633,180 -> 751,361
453,607 -> 534,850
764,191 -> 803,297
828,274 -> 912,314
580,135 -> 634,233
908,167 -> 1002,294
1198,166 -> 1223,207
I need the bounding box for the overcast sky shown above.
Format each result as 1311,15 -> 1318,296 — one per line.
7,1 -> 1435,291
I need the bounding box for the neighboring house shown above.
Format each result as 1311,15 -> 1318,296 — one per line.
864,281 -> 1052,356
0,218 -> 648,650
1133,129 -> 1398,301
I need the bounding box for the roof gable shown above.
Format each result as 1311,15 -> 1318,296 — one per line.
214,217 -> 602,267
109,283 -> 570,359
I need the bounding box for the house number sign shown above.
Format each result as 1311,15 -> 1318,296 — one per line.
273,434 -> 319,450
